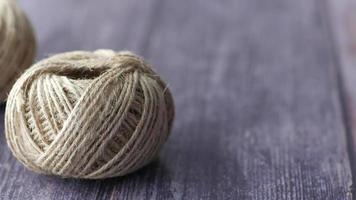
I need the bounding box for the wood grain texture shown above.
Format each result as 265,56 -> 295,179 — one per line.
327,0 -> 356,182
0,0 -> 352,199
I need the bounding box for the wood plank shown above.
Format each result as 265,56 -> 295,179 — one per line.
0,0 -> 352,199
327,0 -> 356,179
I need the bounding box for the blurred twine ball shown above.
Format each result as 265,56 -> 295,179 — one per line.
5,50 -> 174,179
0,0 -> 36,101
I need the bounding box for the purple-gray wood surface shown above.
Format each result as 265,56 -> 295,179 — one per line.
328,0 -> 356,191
0,0 -> 354,199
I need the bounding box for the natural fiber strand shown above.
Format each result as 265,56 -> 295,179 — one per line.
0,0 -> 36,101
5,50 -> 174,179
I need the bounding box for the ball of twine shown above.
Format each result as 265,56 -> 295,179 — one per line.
5,50 -> 174,179
0,0 -> 36,101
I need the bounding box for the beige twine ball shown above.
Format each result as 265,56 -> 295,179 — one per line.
5,50 -> 174,179
0,0 -> 36,101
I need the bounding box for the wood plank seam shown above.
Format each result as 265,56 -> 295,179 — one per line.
324,0 -> 356,198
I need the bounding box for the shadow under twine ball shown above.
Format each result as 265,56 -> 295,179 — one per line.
5,50 -> 175,179
0,0 -> 36,102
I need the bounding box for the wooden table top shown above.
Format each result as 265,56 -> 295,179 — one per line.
1,0 -> 355,199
